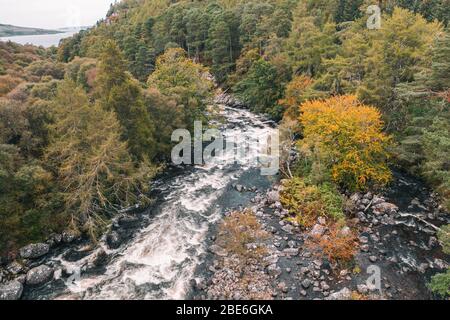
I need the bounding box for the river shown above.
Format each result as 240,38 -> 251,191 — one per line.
0,31 -> 78,48
20,103 -> 450,300
23,105 -> 278,300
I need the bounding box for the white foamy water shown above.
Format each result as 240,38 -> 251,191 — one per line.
42,106 -> 277,300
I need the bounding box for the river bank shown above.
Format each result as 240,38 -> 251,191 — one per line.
0,102 -> 279,300
1,99 -> 448,300
190,170 -> 449,300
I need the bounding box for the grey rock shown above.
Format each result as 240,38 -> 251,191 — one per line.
283,248 -> 299,256
15,275 -> 26,284
86,249 -> 108,268
372,202 -> 399,216
106,231 -> 122,249
339,226 -> 351,237
267,190 -> 280,204
6,261 -> 24,275
369,256 -> 378,263
359,236 -> 369,244
310,224 -> 325,237
281,224 -> 294,234
209,245 -> 228,257
326,287 -> 352,300
19,243 -> 50,259
278,281 -> 289,293
301,279 -> 311,289
418,263 -> 429,273
360,244 -> 370,252
357,284 -> 369,294
0,281 -> 23,300
320,281 -> 330,291
357,212 -> 367,221
350,193 -> 362,203
62,230 -> 79,243
267,264 -> 282,278
26,265 -> 54,286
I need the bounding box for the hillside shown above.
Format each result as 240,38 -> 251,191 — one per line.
0,24 -> 61,37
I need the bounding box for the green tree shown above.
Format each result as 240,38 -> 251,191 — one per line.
46,80 -> 156,238
358,8 -> 442,127
233,58 -> 285,119
147,48 -> 213,129
207,10 -> 240,82
97,40 -> 156,160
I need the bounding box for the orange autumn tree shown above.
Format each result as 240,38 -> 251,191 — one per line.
299,95 -> 392,191
279,75 -> 315,121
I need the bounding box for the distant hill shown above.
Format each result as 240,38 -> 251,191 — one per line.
0,24 -> 62,37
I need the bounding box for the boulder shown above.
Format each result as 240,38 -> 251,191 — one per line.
26,265 -> 54,286
106,231 -> 122,249
6,261 -> 25,275
0,281 -> 23,300
350,193 -> 362,203
118,215 -> 140,229
372,202 -> 399,216
209,245 -> 228,257
267,190 -> 280,204
62,230 -> 79,243
301,279 -> 311,289
310,224 -> 325,237
86,249 -> 108,268
267,264 -> 282,278
19,243 -> 50,259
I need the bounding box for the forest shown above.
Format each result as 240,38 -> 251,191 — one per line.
0,0 -> 449,299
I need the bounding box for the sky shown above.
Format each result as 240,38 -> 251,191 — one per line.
0,0 -> 116,29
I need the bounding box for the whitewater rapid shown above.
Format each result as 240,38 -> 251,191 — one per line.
28,105 -> 276,300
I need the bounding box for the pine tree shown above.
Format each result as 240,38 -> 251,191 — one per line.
46,80 -> 155,238
97,40 -> 156,160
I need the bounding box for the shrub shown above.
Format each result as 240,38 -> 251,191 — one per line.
429,268 -> 450,298
438,224 -> 450,255
280,178 -> 344,227
428,225 -> 450,298
25,60 -> 65,80
299,95 -> 392,191
0,75 -> 22,96
217,210 -> 269,260
306,221 -> 358,263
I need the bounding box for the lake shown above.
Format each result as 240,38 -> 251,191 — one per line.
0,31 -> 78,48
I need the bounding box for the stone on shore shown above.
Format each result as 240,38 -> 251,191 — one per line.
0,281 -> 23,300
19,243 -> 50,259
26,265 -> 54,286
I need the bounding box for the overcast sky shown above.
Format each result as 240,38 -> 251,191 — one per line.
0,0 -> 115,29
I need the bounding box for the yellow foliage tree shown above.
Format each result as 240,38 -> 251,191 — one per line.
299,95 -> 392,191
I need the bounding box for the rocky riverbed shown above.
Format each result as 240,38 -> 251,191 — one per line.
190,170 -> 449,300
